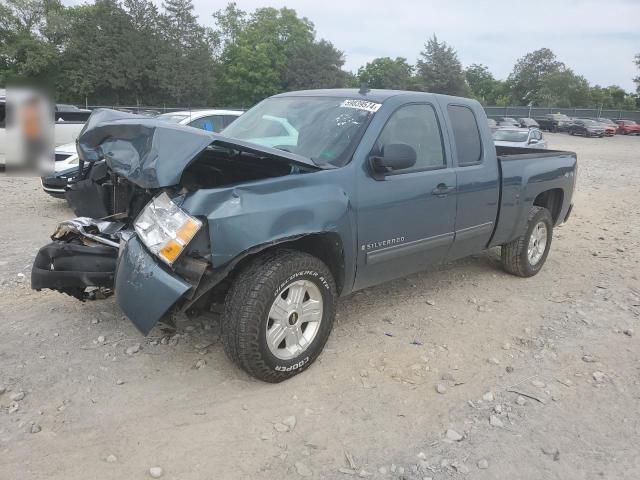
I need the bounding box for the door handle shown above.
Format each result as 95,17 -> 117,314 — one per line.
431,183 -> 454,196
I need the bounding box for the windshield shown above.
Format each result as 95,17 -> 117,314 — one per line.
157,113 -> 189,124
623,120 -> 637,125
493,130 -> 528,142
580,119 -> 598,126
221,96 -> 376,166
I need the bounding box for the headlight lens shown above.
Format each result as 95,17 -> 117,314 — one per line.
134,192 -> 202,266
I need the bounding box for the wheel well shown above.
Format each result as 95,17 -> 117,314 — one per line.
280,233 -> 345,294
208,233 -> 345,305
533,189 -> 564,224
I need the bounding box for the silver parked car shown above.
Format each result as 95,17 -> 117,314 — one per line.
493,127 -> 547,149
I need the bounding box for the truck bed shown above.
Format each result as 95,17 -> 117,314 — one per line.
496,145 -> 575,160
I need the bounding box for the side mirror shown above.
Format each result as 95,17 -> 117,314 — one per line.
528,138 -> 539,145
370,143 -> 417,179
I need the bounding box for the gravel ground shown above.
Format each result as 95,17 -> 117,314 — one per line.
1,133 -> 639,480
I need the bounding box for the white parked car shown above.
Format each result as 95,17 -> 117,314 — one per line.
493,127 -> 547,149
156,109 -> 243,132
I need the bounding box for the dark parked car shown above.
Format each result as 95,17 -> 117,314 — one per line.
615,119 -> 640,135
518,117 -> 540,129
568,119 -> 605,137
536,113 -> 572,132
497,117 -> 520,127
32,89 -> 577,382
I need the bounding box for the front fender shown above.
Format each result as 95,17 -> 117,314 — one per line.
182,175 -> 353,266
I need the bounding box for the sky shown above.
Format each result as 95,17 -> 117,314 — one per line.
183,0 -> 640,91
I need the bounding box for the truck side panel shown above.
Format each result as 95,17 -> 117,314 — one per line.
489,151 -> 577,247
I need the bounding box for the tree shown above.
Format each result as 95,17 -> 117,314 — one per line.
415,35 -> 469,96
507,48 -> 564,104
357,57 -> 413,90
283,40 -> 348,91
213,6 -> 348,107
0,0 -> 63,87
157,0 -> 216,105
538,69 -> 590,107
57,0 -> 143,104
464,63 -> 506,104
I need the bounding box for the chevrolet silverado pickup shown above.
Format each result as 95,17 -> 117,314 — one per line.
31,89 -> 577,382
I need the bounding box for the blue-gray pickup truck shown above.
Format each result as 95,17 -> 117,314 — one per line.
32,89 -> 577,382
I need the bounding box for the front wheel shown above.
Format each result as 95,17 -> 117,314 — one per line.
222,249 -> 336,382
501,206 -> 553,277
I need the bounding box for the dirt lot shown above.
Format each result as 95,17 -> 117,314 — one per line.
1,133 -> 639,480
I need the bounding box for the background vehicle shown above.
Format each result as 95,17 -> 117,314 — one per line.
157,109 -> 243,132
518,117 -> 540,129
493,127 -> 547,148
593,117 -> 618,134
41,152 -> 83,198
590,120 -> 616,136
568,119 -> 605,137
615,119 -> 640,135
536,113 -> 572,132
32,89 -> 577,383
497,116 -> 520,127
486,118 -> 498,133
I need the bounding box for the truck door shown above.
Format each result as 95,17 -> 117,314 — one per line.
444,103 -> 500,260
354,103 -> 457,290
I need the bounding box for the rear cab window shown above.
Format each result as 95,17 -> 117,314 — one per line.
447,105 -> 482,166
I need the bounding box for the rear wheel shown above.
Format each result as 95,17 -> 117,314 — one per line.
501,206 -> 553,277
222,249 -> 336,382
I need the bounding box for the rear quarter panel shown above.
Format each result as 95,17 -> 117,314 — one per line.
490,151 -> 577,247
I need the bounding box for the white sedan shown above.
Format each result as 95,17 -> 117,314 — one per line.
493,128 -> 547,149
156,109 -> 243,132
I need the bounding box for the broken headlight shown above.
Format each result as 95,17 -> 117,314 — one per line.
134,192 -> 202,266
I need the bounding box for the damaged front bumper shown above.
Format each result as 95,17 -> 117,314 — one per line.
32,218 -> 194,335
115,236 -> 191,334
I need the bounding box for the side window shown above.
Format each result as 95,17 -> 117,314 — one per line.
189,115 -> 223,132
447,105 -> 482,166
376,104 -> 445,172
0,103 -> 5,128
223,115 -> 240,128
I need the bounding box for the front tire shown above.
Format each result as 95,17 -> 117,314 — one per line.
501,206 -> 553,277
222,249 -> 336,382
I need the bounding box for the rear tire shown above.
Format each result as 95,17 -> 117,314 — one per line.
501,206 -> 553,277
222,249 -> 336,382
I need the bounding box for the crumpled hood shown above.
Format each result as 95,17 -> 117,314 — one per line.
76,109 -> 322,189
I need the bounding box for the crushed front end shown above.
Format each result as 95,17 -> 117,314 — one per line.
31,108 -> 320,335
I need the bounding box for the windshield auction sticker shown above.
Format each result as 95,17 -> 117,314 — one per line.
340,99 -> 382,112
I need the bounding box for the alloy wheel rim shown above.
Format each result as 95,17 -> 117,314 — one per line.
527,221 -> 548,265
266,280 -> 323,360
